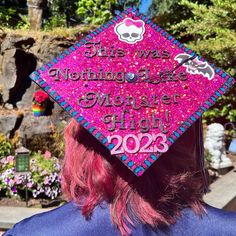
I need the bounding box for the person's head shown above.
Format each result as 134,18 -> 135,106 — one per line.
61,118 -> 208,235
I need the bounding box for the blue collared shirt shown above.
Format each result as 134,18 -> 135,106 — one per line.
4,202 -> 236,236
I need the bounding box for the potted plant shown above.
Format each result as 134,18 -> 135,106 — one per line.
32,90 -> 49,117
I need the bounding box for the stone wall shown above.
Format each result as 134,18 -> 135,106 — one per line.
0,30 -> 75,144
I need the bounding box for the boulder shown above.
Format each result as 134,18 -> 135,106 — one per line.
30,35 -> 74,64
19,113 -> 53,139
1,48 -> 37,107
0,113 -> 17,136
0,34 -> 35,53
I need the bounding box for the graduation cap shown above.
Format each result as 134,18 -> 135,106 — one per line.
30,8 -> 235,176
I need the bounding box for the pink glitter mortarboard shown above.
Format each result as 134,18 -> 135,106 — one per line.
30,8 -> 235,176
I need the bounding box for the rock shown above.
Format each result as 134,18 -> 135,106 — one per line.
0,29 -> 7,52
1,48 -> 37,107
0,114 -> 17,136
4,103 -> 14,110
30,35 -> 74,64
19,114 -> 53,139
0,31 -> 76,122
0,34 -> 35,53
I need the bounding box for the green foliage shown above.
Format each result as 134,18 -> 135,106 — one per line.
148,0 -> 211,27
0,134 -> 12,158
0,152 -> 61,199
117,0 -> 140,8
50,122 -> 66,159
43,15 -> 67,30
0,6 -> 17,27
16,14 -> 30,29
168,0 -> 236,124
43,0 -> 69,29
76,0 -> 116,25
204,148 -> 212,168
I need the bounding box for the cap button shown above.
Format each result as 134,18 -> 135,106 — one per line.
125,72 -> 138,83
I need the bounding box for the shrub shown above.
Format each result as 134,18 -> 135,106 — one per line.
0,151 -> 61,200
0,133 -> 12,158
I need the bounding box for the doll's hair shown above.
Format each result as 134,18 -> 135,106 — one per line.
61,119 -> 208,235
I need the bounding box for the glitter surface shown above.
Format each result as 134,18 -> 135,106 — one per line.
30,8 -> 235,176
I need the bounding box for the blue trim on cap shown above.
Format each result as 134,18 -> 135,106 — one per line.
134,167 -> 142,173
190,116 -> 197,121
88,126 -> 95,133
53,58 -> 58,63
71,111 -> 78,116
60,101 -> 66,106
70,46 -> 76,51
77,116 -> 83,122
108,143 -> 115,150
39,66 -> 46,72
44,86 -> 50,91
65,106 -> 72,111
128,161 -> 134,167
95,132 -> 102,138
174,131 -> 180,137
83,122 -> 89,127
144,160 -> 151,167
205,100 -> 213,106
39,80 -> 45,85
55,96 -> 61,101
102,138 -> 108,144
152,23 -> 157,28
150,154 -> 158,161
121,155 -> 127,161
222,72 -> 227,78
168,137 -> 174,143
210,96 -> 217,102
31,74 -> 39,80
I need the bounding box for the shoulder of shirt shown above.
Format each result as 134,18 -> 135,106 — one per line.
164,204 -> 236,235
131,204 -> 236,236
3,203 -> 236,236
3,201 -> 116,236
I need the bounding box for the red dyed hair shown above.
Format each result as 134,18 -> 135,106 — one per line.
62,119 -> 208,235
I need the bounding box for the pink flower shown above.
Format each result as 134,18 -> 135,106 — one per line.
44,177 -> 50,185
27,182 -> 33,188
33,90 -> 49,104
44,151 -> 51,160
41,170 -> 48,176
7,156 -> 14,164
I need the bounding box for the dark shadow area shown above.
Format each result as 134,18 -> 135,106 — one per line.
45,99 -> 54,116
7,49 -> 37,107
9,113 -> 24,139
